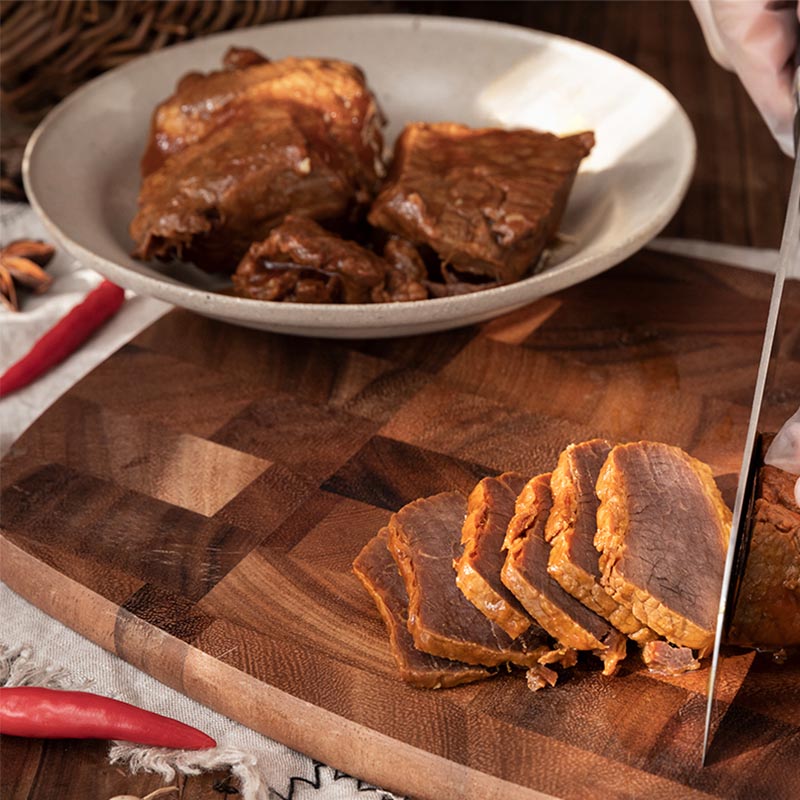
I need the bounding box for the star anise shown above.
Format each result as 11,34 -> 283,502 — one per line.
0,239 -> 55,312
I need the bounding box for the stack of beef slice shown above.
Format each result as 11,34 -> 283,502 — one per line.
354,439 -> 736,691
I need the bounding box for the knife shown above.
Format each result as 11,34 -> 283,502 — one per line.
701,60 -> 800,764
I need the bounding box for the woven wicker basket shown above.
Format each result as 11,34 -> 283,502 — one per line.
0,0 -> 309,122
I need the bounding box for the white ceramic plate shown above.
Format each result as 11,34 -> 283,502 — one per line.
24,14 -> 695,339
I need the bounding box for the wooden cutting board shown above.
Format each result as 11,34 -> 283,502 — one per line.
2,250 -> 799,800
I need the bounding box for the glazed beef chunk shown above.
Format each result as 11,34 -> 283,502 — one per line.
368,122 -> 594,284
130,49 -> 385,273
141,48 -> 384,194
232,216 -> 427,304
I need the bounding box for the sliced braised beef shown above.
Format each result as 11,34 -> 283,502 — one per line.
454,472 -> 536,639
503,473 -> 627,676
368,122 -> 594,284
595,441 -> 731,656
353,529 -> 492,688
728,462 -> 800,649
388,492 -> 553,668
546,439 -> 656,642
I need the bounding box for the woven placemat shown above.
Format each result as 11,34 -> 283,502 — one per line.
0,0 -> 309,120
0,0 -> 313,200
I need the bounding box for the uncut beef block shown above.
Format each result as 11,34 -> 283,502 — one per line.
388,492 -> 553,668
368,123 -> 594,284
546,440 -> 656,642
454,472 -> 538,639
503,473 -> 627,676
353,529 -> 492,688
595,442 -> 732,655
728,463 -> 800,648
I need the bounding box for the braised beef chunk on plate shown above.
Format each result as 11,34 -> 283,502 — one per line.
595,441 -> 732,656
353,529 -> 493,689
388,492 -> 553,668
368,122 -> 594,284
728,461 -> 800,649
130,49 -> 385,273
140,48 -> 385,193
546,439 -> 655,642
503,473 -> 627,676
454,472 -> 535,639
232,216 -> 428,303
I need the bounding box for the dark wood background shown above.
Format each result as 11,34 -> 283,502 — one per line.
1,1 -> 794,799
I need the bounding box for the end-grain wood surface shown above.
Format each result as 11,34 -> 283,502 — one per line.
1,1 -> 796,798
2,249 -> 799,800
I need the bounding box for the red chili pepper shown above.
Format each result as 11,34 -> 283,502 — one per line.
0,279 -> 125,398
0,687 -> 216,750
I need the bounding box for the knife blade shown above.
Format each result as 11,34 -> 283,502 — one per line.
701,65 -> 800,763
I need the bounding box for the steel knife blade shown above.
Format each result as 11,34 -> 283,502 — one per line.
701,64 -> 800,763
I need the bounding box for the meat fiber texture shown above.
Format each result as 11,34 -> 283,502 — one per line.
502,473 -> 627,676
353,528 -> 492,689
595,442 -> 732,656
130,48 -> 385,273
454,472 -> 535,639
388,492 -> 553,668
545,440 -> 657,642
368,122 -> 594,284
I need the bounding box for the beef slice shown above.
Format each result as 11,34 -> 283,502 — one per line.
503,473 -> 627,676
388,491 -> 552,668
454,472 -> 535,638
546,439 -> 656,642
353,529 -> 492,688
595,441 -> 731,655
728,464 -> 800,648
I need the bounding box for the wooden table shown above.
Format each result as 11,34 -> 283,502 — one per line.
1,2 -> 794,799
